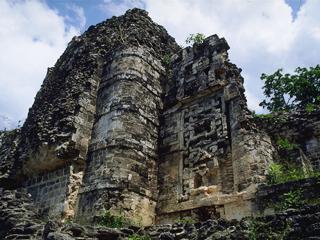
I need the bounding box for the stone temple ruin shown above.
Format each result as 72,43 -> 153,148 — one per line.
1,9 -> 320,235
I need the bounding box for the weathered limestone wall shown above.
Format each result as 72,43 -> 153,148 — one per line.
256,177 -> 320,213
0,129 -> 20,187
22,165 -> 83,219
19,39 -> 102,176
255,109 -> 320,170
24,166 -> 71,218
157,35 -> 274,223
2,188 -> 320,239
7,8 -> 320,228
76,46 -> 165,226
0,9 -> 179,222
306,135 -> 320,170
229,103 -> 274,192
0,189 -> 44,239
18,40 -> 102,219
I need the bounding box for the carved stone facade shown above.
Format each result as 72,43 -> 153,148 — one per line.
156,35 -> 274,223
0,8 -> 319,228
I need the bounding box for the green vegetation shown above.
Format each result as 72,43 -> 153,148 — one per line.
260,65 -> 320,112
247,219 -> 291,240
251,111 -> 289,124
252,112 -> 273,119
267,162 -> 320,185
268,163 -> 304,185
162,54 -> 172,66
266,163 -> 320,212
63,218 -> 73,225
185,33 -> 206,45
267,163 -> 285,185
269,189 -> 320,212
162,54 -> 174,80
276,137 -> 297,151
273,190 -> 305,211
127,234 -> 151,240
96,210 -> 130,228
247,220 -> 259,240
305,103 -> 317,113
175,216 -> 196,224
248,220 -> 271,240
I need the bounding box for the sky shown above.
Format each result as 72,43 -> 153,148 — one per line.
0,0 -> 319,130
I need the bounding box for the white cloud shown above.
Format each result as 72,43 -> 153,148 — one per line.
0,0 -> 83,128
146,0 -> 320,112
65,4 -> 86,29
0,114 -> 17,130
1,0 -> 319,129
100,0 -> 145,16
102,0 -> 320,113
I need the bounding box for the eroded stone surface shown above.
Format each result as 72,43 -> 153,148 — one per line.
157,35 -> 274,222
0,8 -> 179,221
0,129 -> 20,187
1,188 -> 320,240
255,109 -> 320,171
0,8 -> 319,237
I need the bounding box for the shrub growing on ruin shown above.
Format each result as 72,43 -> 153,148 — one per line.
268,163 -> 284,185
185,33 -> 206,45
267,162 -> 320,185
305,103 -> 317,113
128,234 -> 151,240
273,190 -> 305,211
175,217 -> 196,224
252,112 -> 273,119
96,210 -> 129,228
276,137 -> 297,151
162,54 -> 172,66
247,218 -> 291,240
267,163 -> 304,184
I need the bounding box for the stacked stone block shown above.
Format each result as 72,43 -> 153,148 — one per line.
255,109 -> 320,171
157,35 -> 274,222
24,167 -> 70,217
76,46 -> 165,225
0,9 -> 179,223
1,9 -> 319,228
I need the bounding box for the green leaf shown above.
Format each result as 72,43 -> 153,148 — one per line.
260,65 -> 320,112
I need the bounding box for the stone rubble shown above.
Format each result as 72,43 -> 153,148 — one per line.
0,7 -> 319,240
1,188 -> 320,239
